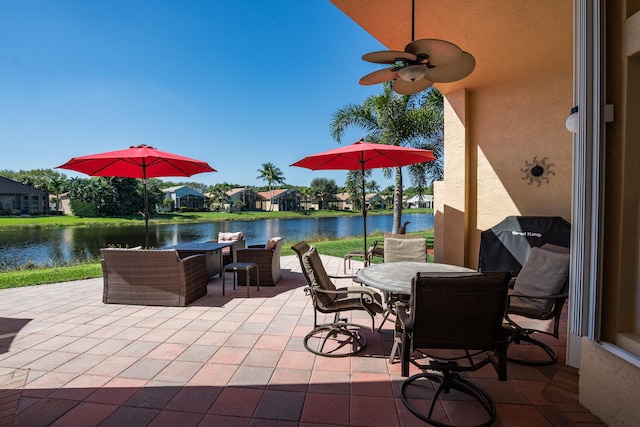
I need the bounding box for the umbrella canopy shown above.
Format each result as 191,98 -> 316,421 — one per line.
291,141 -> 436,254
57,144 -> 216,247
290,140 -> 435,171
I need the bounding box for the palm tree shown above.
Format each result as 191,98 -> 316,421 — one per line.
310,177 -> 338,210
208,183 -> 231,212
256,162 -> 285,211
49,177 -> 65,213
329,83 -> 443,232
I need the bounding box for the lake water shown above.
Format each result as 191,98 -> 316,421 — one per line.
0,213 -> 433,269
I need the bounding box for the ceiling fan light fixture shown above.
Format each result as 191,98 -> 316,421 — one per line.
398,64 -> 427,82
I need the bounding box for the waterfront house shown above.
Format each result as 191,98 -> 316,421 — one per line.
224,187 -> 263,212
257,188 -> 303,211
0,176 -> 50,215
406,194 -> 433,209
162,185 -> 208,210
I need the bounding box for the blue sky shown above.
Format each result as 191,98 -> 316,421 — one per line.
0,0 -> 401,189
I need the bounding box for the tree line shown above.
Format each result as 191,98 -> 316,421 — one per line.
0,166 -> 431,217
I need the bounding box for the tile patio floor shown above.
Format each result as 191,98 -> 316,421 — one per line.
0,254 -> 605,426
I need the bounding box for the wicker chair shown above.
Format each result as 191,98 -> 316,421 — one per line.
236,237 -> 283,286
211,231 -> 245,265
100,248 -> 208,307
397,271 -> 511,427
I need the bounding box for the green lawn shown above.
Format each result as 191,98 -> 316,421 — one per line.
0,231 -> 434,289
0,209 -> 432,229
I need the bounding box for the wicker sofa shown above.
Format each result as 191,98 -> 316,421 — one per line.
236,237 -> 283,286
101,248 -> 208,307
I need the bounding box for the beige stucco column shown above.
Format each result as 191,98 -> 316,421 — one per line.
434,89 -> 470,267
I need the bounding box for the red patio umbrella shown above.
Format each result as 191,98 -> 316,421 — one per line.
57,144 -> 216,248
291,141 -> 436,254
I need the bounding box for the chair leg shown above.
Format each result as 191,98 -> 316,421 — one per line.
377,309 -> 392,332
303,322 -> 367,357
401,371 -> 497,427
507,331 -> 557,366
401,332 -> 411,377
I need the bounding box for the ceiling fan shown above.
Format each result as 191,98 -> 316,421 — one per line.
359,38 -> 476,95
358,0 -> 475,95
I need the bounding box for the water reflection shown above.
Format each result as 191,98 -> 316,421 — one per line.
0,213 -> 433,269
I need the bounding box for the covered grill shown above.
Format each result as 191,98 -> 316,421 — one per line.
478,216 -> 571,275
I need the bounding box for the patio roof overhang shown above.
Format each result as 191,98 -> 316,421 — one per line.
330,0 -> 573,94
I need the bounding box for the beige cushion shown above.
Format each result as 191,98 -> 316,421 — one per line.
384,236 -> 426,263
265,236 -> 282,250
301,246 -> 337,308
218,231 -> 243,242
512,246 -> 570,313
301,246 -> 383,314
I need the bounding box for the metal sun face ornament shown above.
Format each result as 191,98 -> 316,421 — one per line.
521,156 -> 555,186
359,38 -> 476,95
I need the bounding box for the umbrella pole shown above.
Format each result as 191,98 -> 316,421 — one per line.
143,165 -> 149,248
361,161 -> 367,256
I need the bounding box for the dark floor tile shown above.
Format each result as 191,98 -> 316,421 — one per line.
199,414 -> 250,426
124,385 -> 181,409
165,385 -> 222,413
11,398 -> 79,427
49,402 -> 118,427
147,409 -> 204,426
99,406 -> 160,427
253,389 -> 305,422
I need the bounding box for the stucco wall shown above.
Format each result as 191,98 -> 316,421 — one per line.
580,339 -> 640,426
435,69 -> 573,268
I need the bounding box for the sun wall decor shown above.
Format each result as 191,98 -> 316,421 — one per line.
521,156 -> 555,186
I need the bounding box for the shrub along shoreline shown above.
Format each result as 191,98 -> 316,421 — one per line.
0,208 -> 433,229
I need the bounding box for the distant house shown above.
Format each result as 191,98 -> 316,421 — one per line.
334,193 -> 353,210
0,176 -> 50,215
334,192 -> 386,210
161,185 -> 208,210
365,193 -> 386,209
308,193 -> 340,210
50,192 -> 72,215
257,189 -> 303,211
225,187 -> 263,212
406,194 -> 434,209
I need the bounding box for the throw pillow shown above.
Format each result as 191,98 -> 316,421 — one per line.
218,231 -> 243,242
512,246 -> 570,313
265,236 -> 282,250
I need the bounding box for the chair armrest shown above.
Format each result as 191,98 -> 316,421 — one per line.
179,254 -> 205,263
508,291 -> 568,300
396,302 -> 413,332
328,274 -> 356,280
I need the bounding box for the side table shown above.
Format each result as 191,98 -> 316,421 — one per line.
222,262 -> 259,297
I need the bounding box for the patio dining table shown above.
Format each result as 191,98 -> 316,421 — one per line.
354,261 -> 476,295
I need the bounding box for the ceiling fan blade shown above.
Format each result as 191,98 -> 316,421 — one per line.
359,68 -> 399,85
362,50 -> 417,64
393,77 -> 434,95
405,38 -> 463,66
425,51 -> 476,83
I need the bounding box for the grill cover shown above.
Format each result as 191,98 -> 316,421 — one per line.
478,216 -> 571,275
